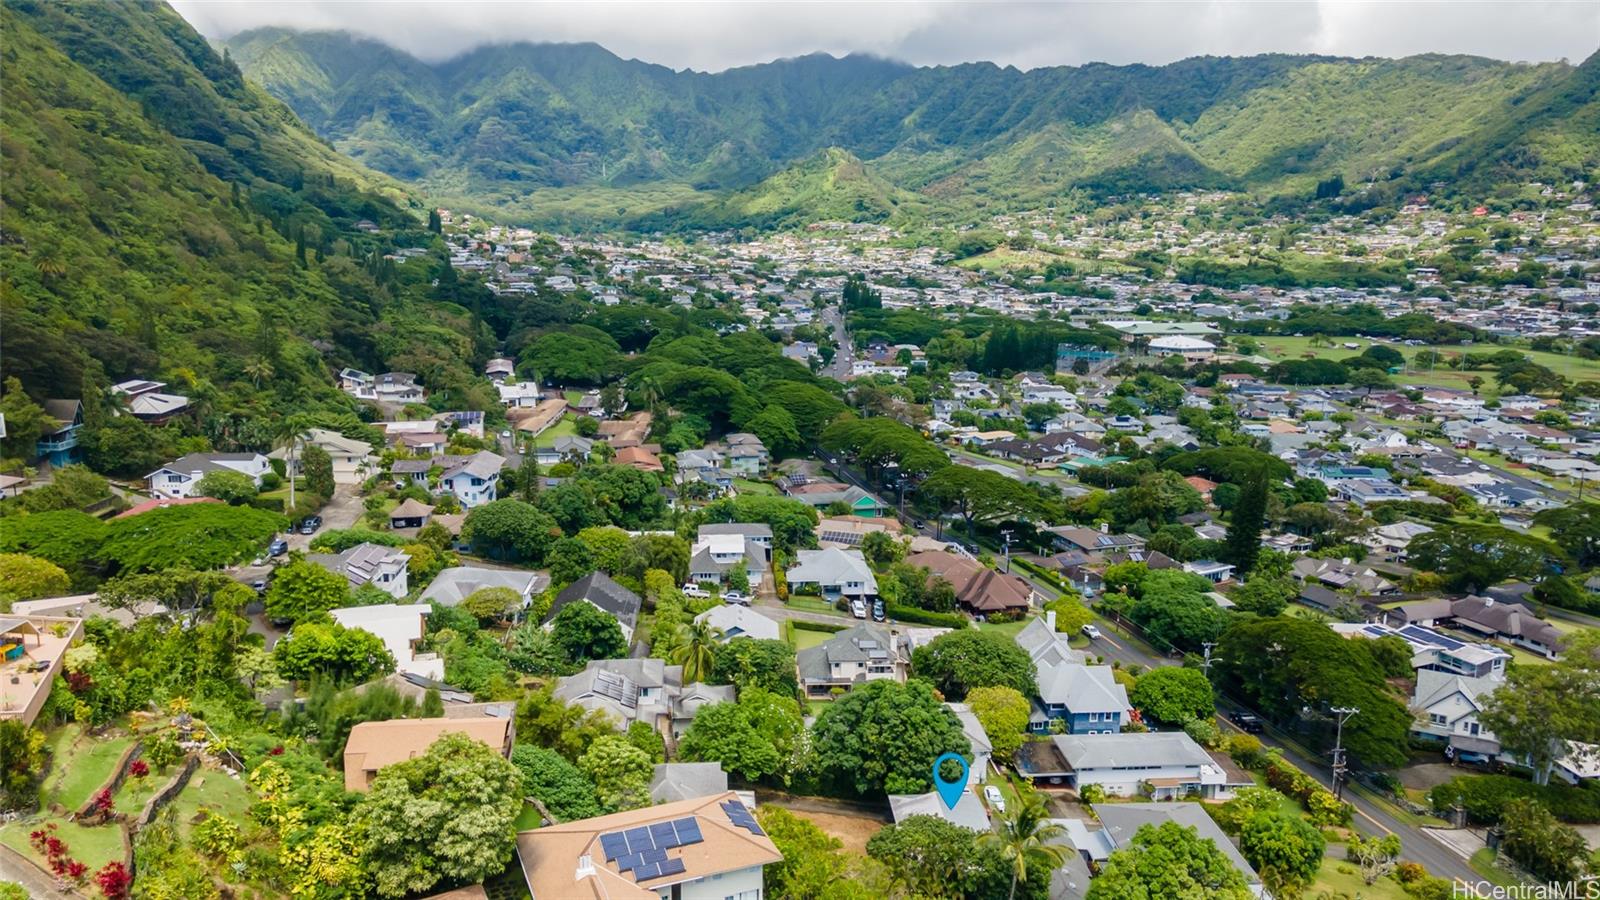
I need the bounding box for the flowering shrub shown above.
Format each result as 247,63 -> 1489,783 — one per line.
90,788 -> 114,815
95,862 -> 131,899
128,760 -> 150,780
28,824 -> 86,884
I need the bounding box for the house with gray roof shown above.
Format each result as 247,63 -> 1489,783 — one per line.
1093,803 -> 1264,896
146,452 -> 271,499
650,762 -> 735,804
438,450 -> 504,508
307,543 -> 411,599
786,547 -> 877,600
694,605 -> 781,643
418,566 -> 546,608
544,571 -> 643,643
1016,732 -> 1249,799
888,790 -> 991,832
796,623 -> 906,698
554,658 -> 732,738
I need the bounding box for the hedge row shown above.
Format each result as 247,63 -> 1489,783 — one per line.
886,605 -> 967,628
791,619 -> 849,634
1427,775 -> 1600,825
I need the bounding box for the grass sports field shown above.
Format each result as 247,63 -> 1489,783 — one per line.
1248,336 -> 1598,395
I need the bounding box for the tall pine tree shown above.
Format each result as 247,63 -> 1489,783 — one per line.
1224,469 -> 1267,576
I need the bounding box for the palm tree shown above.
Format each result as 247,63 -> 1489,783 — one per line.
244,358 -> 275,388
671,619 -> 721,683
273,414 -> 314,511
980,791 -> 1070,900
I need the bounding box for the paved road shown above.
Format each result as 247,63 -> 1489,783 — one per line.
1217,716 -> 1481,888
0,842 -> 68,897
822,304 -> 852,380
234,483 -> 365,585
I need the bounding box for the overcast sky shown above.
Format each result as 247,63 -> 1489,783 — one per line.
173,1 -> 1599,72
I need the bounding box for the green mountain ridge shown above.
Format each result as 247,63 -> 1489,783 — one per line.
1,2 -> 492,453
225,28 -> 1600,227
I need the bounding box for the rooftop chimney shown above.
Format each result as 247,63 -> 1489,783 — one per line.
1046,610 -> 1057,632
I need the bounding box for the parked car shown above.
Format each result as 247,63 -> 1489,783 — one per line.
723,590 -> 749,605
299,515 -> 322,535
1231,712 -> 1265,734
984,785 -> 1006,813
851,599 -> 868,619
871,599 -> 885,622
1081,624 -> 1102,640
251,579 -> 268,595
268,538 -> 289,557
681,584 -> 710,599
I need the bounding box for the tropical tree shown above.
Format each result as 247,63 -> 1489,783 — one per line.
981,792 -> 1070,900
1086,821 -> 1253,900
1479,631 -> 1600,785
1238,811 -> 1325,897
965,685 -> 1030,763
1130,667 -> 1216,726
671,619 -> 721,683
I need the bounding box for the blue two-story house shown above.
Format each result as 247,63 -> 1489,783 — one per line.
35,399 -> 83,467
1014,616 -> 1131,735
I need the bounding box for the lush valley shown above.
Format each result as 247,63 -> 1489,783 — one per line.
225,29 -> 1600,228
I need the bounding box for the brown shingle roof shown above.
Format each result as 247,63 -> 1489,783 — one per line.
343,717 -> 512,791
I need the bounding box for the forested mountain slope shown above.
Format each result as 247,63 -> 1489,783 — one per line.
227,28 -> 1600,227
2,2 -> 494,458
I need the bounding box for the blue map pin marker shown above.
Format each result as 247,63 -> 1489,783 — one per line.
932,752 -> 970,810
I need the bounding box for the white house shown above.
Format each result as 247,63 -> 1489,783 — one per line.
786,547 -> 877,599
438,450 -> 504,508
329,603 -> 443,680
145,452 -> 270,499
270,428 -> 376,486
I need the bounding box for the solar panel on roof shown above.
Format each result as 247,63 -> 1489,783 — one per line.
600,832 -> 628,861
672,817 -> 703,845
639,847 -> 667,865
633,861 -> 661,880
616,852 -> 640,872
649,822 -> 677,845
657,858 -> 686,877
625,826 -> 654,853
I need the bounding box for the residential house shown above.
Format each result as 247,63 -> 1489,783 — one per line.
947,702 -> 994,782
439,450 -> 505,508
1182,560 -> 1235,584
786,548 -> 877,600
485,358 -> 516,383
271,428 -> 376,485
328,604 -> 443,680
615,446 -> 665,473
0,615 -> 84,726
796,623 -> 908,698
720,434 -> 769,475
146,452 -> 271,499
508,398 -> 568,437
1411,669 -> 1502,763
112,380 -> 191,423
1044,526 -> 1145,556
1392,596 -> 1565,659
694,605 -> 781,643
343,716 -> 513,791
1017,733 -> 1250,799
419,566 -> 547,609
389,498 -> 435,530
534,435 -> 594,466
815,516 -> 902,548
888,790 -> 991,832
786,482 -> 888,517
308,543 -> 411,599
648,762 -> 743,806
554,658 -> 733,738
903,550 -> 1037,615
545,572 -> 643,644
688,526 -> 769,589
1292,557 -> 1396,595
596,413 -> 652,448
1091,804 -> 1264,896
514,792 -> 781,900
371,372 -> 425,404
35,399 -> 84,467
1363,521 -> 1434,557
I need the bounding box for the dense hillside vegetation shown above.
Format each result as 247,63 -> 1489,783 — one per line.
226,28 -> 1600,228
1,2 -> 492,451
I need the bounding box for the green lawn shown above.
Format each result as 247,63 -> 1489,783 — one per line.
733,479 -> 778,496
785,595 -> 843,615
805,699 -> 833,718
1307,861 -> 1410,900
976,615 -> 1034,640
791,629 -> 832,651
530,416 -> 578,448
42,727 -> 135,811
0,817 -> 126,873
164,768 -> 253,842
513,801 -> 542,831
1469,848 -> 1525,890
1250,336 -> 1599,392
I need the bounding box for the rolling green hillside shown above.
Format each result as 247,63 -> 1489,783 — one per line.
0,2 -> 492,452
226,29 -> 1600,228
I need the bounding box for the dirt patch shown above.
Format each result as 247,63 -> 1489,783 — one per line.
784,808 -> 883,856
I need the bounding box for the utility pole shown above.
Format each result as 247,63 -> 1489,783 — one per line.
1329,706 -> 1360,801
1000,528 -> 1013,573
1200,642 -> 1216,679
